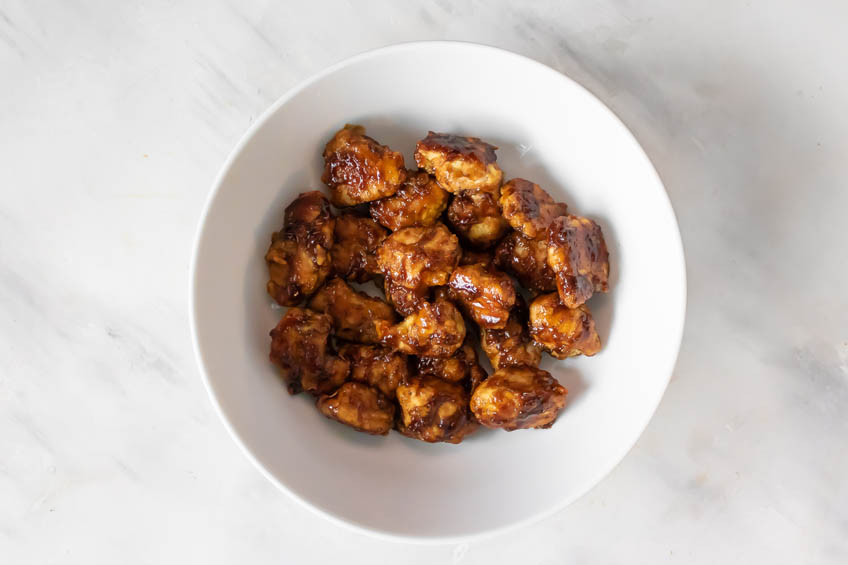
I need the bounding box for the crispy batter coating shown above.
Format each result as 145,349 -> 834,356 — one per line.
317,381 -> 395,435
376,299 -> 466,358
447,190 -> 509,249
370,170 -> 449,231
322,124 -> 406,207
470,366 -> 567,430
308,278 -> 397,343
499,179 -> 568,239
383,276 -> 430,317
547,215 -> 610,308
414,132 -> 503,195
528,292 -> 601,358
479,299 -> 543,370
396,375 -> 477,443
417,337 -> 487,390
330,213 -> 388,282
447,264 -> 516,329
494,231 -> 557,292
265,191 -> 335,306
269,307 -> 349,395
459,248 -> 494,267
376,223 -> 460,289
338,343 -> 409,398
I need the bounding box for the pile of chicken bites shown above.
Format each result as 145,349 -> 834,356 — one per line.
265,124 -> 610,444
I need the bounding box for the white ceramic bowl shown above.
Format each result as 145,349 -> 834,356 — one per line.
190,42 -> 686,542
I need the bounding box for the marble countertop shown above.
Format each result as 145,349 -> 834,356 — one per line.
2,1 -> 846,562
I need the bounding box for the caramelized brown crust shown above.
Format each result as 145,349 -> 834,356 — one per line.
499,179 -> 568,239
547,215 -> 610,308
338,343 -> 409,398
370,170 -> 449,231
494,231 -> 557,292
330,213 -> 388,282
470,366 -> 567,430
417,337 -> 487,390
383,276 -> 431,317
269,307 -> 349,395
322,124 -> 406,206
414,132 -> 503,194
479,299 -> 543,370
376,223 -> 460,289
395,375 -> 477,443
447,190 -> 509,249
447,264 -> 516,329
376,299 -> 466,358
307,278 -> 397,343
316,381 -> 395,435
458,248 -> 494,267
528,292 -> 601,358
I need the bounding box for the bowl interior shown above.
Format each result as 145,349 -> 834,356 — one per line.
191,42 -> 685,540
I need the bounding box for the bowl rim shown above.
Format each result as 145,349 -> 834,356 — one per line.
189,40 -> 687,544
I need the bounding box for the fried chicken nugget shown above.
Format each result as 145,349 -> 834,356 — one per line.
447,190 -> 509,249
547,215 -> 610,308
479,298 -> 543,370
417,337 -> 488,391
370,170 -> 449,231
338,343 -> 409,399
528,292 -> 601,358
376,299 -> 466,358
308,278 -> 397,343
396,375 -> 477,443
447,264 -> 516,330
376,223 -> 460,289
470,366 -> 567,430
383,276 -> 431,317
493,231 -> 557,292
330,213 -> 388,282
317,381 -> 395,435
498,178 -> 568,238
414,132 -> 503,195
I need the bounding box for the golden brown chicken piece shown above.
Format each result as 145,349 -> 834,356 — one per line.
493,231 -> 557,292
265,191 -> 335,306
370,170 -> 449,231
376,223 -> 460,289
269,307 -> 349,395
417,337 -> 487,391
458,248 -> 494,267
307,278 -> 396,343
330,213 -> 388,282
547,215 -> 610,308
446,190 -> 509,249
414,132 -> 503,195
376,299 -> 466,358
447,264 -> 516,329
395,375 -> 477,443
498,179 -> 568,239
322,124 -> 406,207
470,366 -> 567,430
316,382 -> 395,435
479,299 -> 543,370
338,343 -> 409,399
528,292 -> 601,358
383,276 -> 431,317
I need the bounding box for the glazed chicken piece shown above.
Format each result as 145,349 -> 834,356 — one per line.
414,132 -> 503,195
458,248 -> 494,267
547,215 -> 610,308
265,191 -> 335,306
383,276 -> 431,317
446,190 -> 509,249
269,307 -> 349,395
494,231 -> 557,292
447,264 -> 516,329
470,366 -> 568,431
417,337 -> 487,391
479,299 -> 543,370
376,299 -> 466,358
370,170 -> 449,231
316,381 -> 395,435
307,278 -> 396,343
376,223 -> 460,289
338,343 -> 409,399
498,179 -> 568,239
330,213 -> 388,282
528,292 -> 601,358
322,124 -> 406,207
395,375 -> 477,443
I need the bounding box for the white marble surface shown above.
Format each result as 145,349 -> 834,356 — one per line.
1,0 -> 846,562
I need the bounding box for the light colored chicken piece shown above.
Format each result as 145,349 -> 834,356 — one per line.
547,215 -> 610,308
417,337 -> 488,391
316,382 -> 395,435
308,278 -> 397,343
383,276 -> 431,317
396,375 -> 477,443
330,213 -> 388,282
494,231 -> 557,292
414,132 -> 503,195
322,124 -> 406,206
447,264 -> 516,329
338,343 -> 409,399
528,292 -> 601,358
470,366 -> 567,430
447,190 -> 509,249
370,170 -> 449,231
269,307 -> 349,395
479,299 -> 543,370
376,223 -> 460,289
376,299 -> 466,358
498,178 -> 568,239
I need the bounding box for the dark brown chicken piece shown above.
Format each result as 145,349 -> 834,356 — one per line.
417,337 -> 487,391
376,223 -> 460,289
316,382 -> 395,435
446,190 -> 509,249
338,343 -> 409,399
459,248 -> 494,267
494,231 -> 557,292
547,215 -> 610,308
414,132 -> 503,195
376,299 -> 466,358
330,213 -> 388,282
308,278 -> 397,343
383,276 -> 431,317
322,124 -> 406,207
447,264 -> 516,330
370,170 -> 449,231
396,375 -> 477,443
269,307 -> 349,395
470,366 -> 567,430
499,179 -> 568,239
528,292 -> 601,358
479,299 -> 543,370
